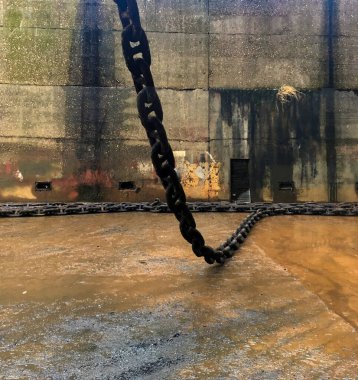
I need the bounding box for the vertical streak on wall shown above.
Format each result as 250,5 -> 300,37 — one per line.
215,90 -> 323,202
248,94 -> 258,201
65,0 -> 116,201
79,0 -> 102,200
207,0 -> 212,196
325,0 -> 337,201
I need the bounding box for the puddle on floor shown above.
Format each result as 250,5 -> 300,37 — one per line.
253,215 -> 358,329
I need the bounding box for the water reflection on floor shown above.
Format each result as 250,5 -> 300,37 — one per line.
253,215 -> 358,329
0,213 -> 357,378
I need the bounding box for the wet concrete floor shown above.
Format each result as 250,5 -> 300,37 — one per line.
0,213 -> 357,379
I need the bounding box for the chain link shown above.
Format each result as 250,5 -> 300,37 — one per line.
1,202 -> 357,262
113,0 -> 229,264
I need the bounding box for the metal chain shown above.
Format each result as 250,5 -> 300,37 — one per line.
113,0 -> 226,264
0,202 -> 357,259
110,0 -> 358,264
1,1 -> 356,265
1,201 -> 357,217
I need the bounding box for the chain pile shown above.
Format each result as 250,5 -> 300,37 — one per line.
113,0 -> 226,264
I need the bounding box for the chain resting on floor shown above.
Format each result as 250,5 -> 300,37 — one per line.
1,201 -> 356,265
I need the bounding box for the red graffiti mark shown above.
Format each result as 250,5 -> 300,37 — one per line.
80,169 -> 113,187
68,190 -> 79,201
52,175 -> 77,187
52,170 -> 114,191
0,161 -> 21,178
5,161 -> 12,175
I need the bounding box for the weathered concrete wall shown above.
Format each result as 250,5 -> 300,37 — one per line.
209,89 -> 358,202
210,0 -> 327,89
0,0 -> 357,202
336,0 -> 358,88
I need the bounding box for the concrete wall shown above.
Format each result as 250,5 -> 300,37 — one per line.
0,0 -> 357,202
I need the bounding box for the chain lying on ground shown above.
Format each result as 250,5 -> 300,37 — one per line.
1,201 -> 356,261
113,0 -> 227,264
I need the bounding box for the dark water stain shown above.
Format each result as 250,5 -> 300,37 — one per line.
324,88 -> 337,202
65,0 -> 116,201
216,90 -> 322,202
323,0 -> 338,201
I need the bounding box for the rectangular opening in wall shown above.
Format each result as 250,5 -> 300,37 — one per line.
118,181 -> 136,191
355,182 -> 358,192
329,182 -> 338,202
230,159 -> 250,202
279,181 -> 294,191
35,181 -> 52,191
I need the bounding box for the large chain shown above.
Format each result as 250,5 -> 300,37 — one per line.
111,0 -> 358,264
1,201 -> 356,217
1,202 -> 357,258
2,2 -> 355,265
113,0 -> 226,264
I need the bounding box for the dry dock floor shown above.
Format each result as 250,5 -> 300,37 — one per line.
0,213 -> 357,379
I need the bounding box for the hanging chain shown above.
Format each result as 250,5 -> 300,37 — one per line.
0,2 -> 356,266
113,0 -> 226,264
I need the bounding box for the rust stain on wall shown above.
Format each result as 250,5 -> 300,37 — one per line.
52,169 -> 114,201
180,160 -> 221,200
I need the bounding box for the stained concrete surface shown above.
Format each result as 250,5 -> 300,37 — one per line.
0,213 -> 357,379
1,0 -> 358,204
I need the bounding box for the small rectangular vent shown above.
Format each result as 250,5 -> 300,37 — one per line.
35,181 -> 52,191
118,181 -> 136,191
279,181 -> 294,191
